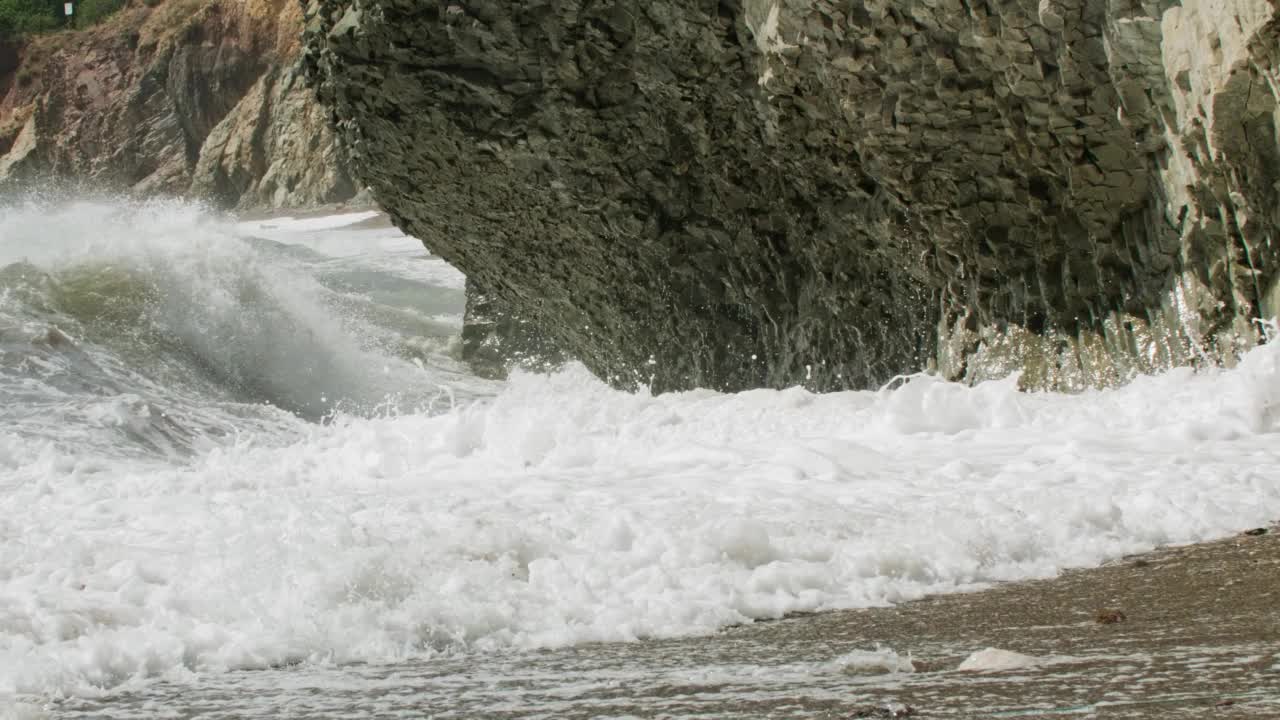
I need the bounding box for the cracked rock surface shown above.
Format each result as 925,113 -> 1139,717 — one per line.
0,0 -> 354,210
303,0 -> 1280,392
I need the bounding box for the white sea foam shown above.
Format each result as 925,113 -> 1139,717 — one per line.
957,648 -> 1040,672
2,339 -> 1280,697
235,211 -> 467,290
3,202 -> 1280,701
832,647 -> 916,675
238,211 -> 384,234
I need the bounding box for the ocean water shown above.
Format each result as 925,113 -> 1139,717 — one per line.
2,201 -> 1280,717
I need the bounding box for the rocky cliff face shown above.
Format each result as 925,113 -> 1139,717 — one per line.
0,0 -> 353,210
303,0 -> 1280,392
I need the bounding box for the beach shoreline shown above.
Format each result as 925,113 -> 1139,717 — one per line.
35,526 -> 1279,719
728,524 -> 1280,717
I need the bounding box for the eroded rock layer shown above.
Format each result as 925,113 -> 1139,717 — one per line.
303,0 -> 1280,391
0,0 -> 353,210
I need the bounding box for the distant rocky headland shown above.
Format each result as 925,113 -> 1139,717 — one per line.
302,0 -> 1280,392
0,0 -> 353,210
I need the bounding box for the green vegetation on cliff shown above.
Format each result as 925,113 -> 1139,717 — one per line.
0,0 -> 123,37
0,0 -> 60,36
72,0 -> 124,26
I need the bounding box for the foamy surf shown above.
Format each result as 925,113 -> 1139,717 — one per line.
2,201 -> 1280,703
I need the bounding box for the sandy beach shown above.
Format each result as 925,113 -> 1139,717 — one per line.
725,525 -> 1280,718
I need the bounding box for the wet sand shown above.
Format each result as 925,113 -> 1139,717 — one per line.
46,526 -> 1279,719
734,524 -> 1280,718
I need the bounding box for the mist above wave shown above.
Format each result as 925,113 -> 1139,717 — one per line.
0,199 -> 482,464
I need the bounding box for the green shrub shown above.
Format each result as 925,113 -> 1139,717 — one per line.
0,0 -> 126,37
73,0 -> 123,27
0,0 -> 63,38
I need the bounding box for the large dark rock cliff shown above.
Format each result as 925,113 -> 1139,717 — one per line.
303,0 -> 1280,392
